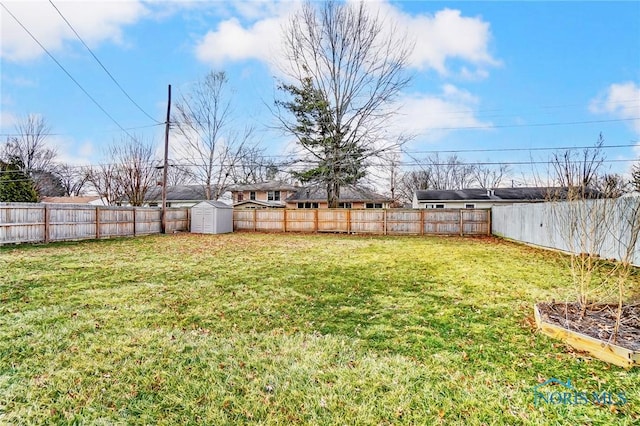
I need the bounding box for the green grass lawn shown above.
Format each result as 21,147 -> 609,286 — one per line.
1,233 -> 638,424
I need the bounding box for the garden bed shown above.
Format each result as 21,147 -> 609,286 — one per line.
535,302 -> 640,368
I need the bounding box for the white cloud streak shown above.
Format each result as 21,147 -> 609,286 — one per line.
1,0 -> 148,62
194,0 -> 499,78
589,81 -> 640,135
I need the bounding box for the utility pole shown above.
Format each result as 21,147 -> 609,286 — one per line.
161,84 -> 171,234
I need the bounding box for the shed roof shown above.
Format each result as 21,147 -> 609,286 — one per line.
193,200 -> 232,209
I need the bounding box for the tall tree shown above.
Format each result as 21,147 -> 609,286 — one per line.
55,164 -> 90,196
109,138 -> 158,206
276,0 -> 412,207
550,133 -> 605,199
0,158 -> 38,202
86,163 -> 123,206
2,114 -> 57,197
172,71 -> 256,200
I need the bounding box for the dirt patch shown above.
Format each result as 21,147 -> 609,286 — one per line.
536,302 -> 640,352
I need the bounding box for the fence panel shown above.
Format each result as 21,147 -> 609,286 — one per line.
423,210 -> 461,235
350,209 -> 384,234
255,209 -> 285,232
0,203 -> 190,245
317,209 -> 349,232
166,208 -> 189,233
48,204 -> 96,241
492,198 -> 640,266
233,210 -> 256,231
0,203 -> 45,243
386,210 -> 422,235
231,207 -> 490,236
284,210 -> 316,232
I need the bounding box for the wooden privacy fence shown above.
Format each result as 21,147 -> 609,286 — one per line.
0,203 -> 189,245
233,208 -> 490,236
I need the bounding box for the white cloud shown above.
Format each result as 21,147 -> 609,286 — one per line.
1,0 -> 148,62
359,2 -> 499,76
194,1 -> 499,78
390,85 -> 492,142
589,82 -> 640,135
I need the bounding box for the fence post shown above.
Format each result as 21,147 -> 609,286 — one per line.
459,209 -> 463,237
95,206 -> 101,239
133,207 -> 137,237
384,209 -> 388,235
253,208 -> 257,232
44,204 -> 50,243
421,209 -> 425,236
314,209 -> 318,233
487,208 -> 491,236
283,209 -> 288,233
347,208 -> 351,234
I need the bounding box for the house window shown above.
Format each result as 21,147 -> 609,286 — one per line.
298,202 -> 318,208
250,191 -> 256,200
268,191 -> 280,201
338,202 -> 352,208
435,204 -> 445,209
465,203 -> 475,209
237,193 -> 244,202
366,203 -> 383,209
149,202 -> 158,207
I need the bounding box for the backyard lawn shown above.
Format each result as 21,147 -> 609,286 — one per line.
1,233 -> 638,424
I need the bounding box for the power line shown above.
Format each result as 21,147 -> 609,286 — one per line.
0,1 -> 137,141
47,0 -> 161,125
420,117 -> 639,132
0,123 -> 164,138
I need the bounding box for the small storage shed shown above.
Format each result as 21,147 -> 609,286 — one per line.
190,201 -> 233,234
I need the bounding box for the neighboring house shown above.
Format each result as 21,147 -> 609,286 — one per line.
413,187 -> 561,209
136,185 -> 226,208
229,181 -> 299,209
41,196 -> 106,206
285,185 -> 392,209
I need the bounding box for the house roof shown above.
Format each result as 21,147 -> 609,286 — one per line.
234,200 -> 286,208
42,196 -> 102,204
228,180 -> 299,192
143,185 -> 217,202
414,187 -> 602,202
286,185 -> 392,203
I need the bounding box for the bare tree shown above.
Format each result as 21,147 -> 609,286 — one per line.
276,0 -> 413,207
550,133 -> 605,199
109,138 -> 158,206
472,163 -> 511,189
86,163 -> 123,206
2,114 -> 57,197
55,164 -> 90,196
547,135 -> 612,310
630,162 -> 640,192
172,71 -> 256,200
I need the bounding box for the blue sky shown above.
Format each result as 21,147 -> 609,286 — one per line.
1,0 -> 639,187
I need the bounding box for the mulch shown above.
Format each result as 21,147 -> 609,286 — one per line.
536,302 -> 640,352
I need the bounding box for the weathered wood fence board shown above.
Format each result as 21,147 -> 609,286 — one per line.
0,203 -> 189,245
492,198 -> 640,266
233,208 -> 490,236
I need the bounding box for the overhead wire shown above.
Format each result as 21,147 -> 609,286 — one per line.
47,0 -> 161,124
0,1 -> 138,141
